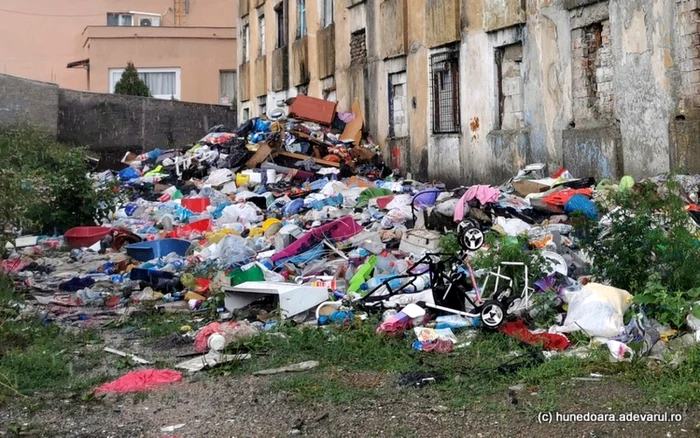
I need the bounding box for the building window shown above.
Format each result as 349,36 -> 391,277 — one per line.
107,13 -> 133,26
243,107 -> 250,121
297,0 -> 307,38
109,67 -> 181,100
495,43 -> 524,130
258,14 -> 266,57
321,0 -> 333,28
220,70 -> 237,105
572,21 -> 614,121
243,24 -> 250,62
430,49 -> 460,134
350,29 -> 367,64
322,76 -> 336,101
388,71 -> 408,138
275,3 -> 286,48
258,96 -> 267,115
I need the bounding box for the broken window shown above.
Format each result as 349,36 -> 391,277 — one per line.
258,95 -> 267,116
297,0 -> 307,38
258,14 -> 266,57
430,49 -> 460,134
321,0 -> 334,28
495,43 -> 524,130
322,76 -> 336,101
350,30 -> 367,64
388,71 -> 408,138
572,21 -> 614,121
242,23 -> 250,62
275,3 -> 286,48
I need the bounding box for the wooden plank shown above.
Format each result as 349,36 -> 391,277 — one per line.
289,95 -> 338,125
276,151 -> 340,168
340,98 -> 363,146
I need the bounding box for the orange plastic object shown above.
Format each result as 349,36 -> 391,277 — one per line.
168,218 -> 212,238
181,198 -> 211,213
542,188 -> 592,207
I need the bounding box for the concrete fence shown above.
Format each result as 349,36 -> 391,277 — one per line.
0,73 -> 236,162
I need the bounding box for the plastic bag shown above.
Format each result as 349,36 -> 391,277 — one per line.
219,203 -> 259,225
217,235 -> 257,265
553,283 -> 633,339
94,369 -> 182,393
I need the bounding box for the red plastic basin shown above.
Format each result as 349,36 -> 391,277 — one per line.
181,198 -> 211,213
64,226 -> 112,249
167,218 -> 212,238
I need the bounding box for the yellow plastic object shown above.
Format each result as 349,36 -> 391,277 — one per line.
262,218 -> 283,236
179,325 -> 192,333
145,165 -> 164,176
205,229 -> 240,243
236,173 -> 250,186
248,227 -> 264,238
180,273 -> 196,289
184,291 -> 206,302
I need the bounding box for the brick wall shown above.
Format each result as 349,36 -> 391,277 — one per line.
678,0 -> 700,115
351,29 -> 367,64
0,74 -> 59,136
499,43 -> 525,130
572,20 -> 615,122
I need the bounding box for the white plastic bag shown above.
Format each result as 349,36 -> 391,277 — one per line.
553,283 -> 633,339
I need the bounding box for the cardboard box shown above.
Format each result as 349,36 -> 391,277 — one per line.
513,180 -> 550,197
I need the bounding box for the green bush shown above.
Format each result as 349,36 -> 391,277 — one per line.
0,127 -> 116,246
577,179 -> 700,328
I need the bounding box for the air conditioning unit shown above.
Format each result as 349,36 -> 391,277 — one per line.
139,17 -> 161,27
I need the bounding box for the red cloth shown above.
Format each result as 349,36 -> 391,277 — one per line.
543,188 -> 592,207
94,369 -> 182,393
499,320 -> 570,351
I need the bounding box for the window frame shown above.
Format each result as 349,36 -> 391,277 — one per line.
258,14 -> 266,57
242,23 -> 250,62
107,12 -> 133,26
430,49 -> 461,134
275,3 -> 286,48
321,0 -> 333,28
108,67 -> 181,100
219,70 -> 237,105
297,0 -> 307,39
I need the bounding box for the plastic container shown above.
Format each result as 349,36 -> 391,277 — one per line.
129,268 -> 175,282
181,198 -> 211,213
125,239 -> 192,262
375,252 -> 398,275
227,264 -> 265,286
168,218 -> 212,238
64,226 -> 112,249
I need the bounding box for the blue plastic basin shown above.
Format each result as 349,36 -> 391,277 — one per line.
125,239 -> 192,262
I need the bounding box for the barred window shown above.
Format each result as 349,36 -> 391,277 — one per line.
430,49 -> 460,134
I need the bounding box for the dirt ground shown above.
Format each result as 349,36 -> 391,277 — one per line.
3,371 -> 698,438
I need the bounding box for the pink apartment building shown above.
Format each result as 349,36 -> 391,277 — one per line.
0,0 -> 237,105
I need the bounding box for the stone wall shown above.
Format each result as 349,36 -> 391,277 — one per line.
0,73 -> 236,163
0,74 -> 59,137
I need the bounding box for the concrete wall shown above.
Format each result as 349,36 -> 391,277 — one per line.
0,73 -> 236,162
237,0 -> 700,185
0,74 -> 60,137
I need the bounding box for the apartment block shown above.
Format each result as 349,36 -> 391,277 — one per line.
239,0 -> 700,184
1,1 -> 237,105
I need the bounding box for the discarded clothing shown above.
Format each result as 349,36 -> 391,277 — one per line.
499,320 -> 570,351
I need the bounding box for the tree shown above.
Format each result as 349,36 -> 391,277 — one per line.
114,62 -> 150,97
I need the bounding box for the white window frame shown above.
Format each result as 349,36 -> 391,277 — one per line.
320,0 -> 333,28
243,23 -> 250,62
258,14 -> 266,57
108,67 -> 181,100
297,0 -> 307,38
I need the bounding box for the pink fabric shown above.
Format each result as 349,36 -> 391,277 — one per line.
94,369 -> 182,394
453,185 -> 500,221
271,216 -> 363,263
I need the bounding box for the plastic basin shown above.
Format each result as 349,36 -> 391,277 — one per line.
181,198 -> 211,213
227,264 -> 265,286
168,218 -> 212,238
125,239 -> 192,262
64,226 -> 112,249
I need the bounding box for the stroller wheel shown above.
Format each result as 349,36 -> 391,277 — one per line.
480,300 -> 506,329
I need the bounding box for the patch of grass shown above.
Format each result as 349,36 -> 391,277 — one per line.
0,276 -> 106,404
121,308 -> 195,340
624,346 -> 700,405
270,373 -> 380,404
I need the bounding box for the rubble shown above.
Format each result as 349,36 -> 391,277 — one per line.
3,94 -> 700,391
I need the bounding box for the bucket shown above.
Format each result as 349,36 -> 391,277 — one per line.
266,169 -> 277,184
227,264 -> 265,286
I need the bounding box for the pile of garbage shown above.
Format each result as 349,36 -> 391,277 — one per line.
3,95 -> 700,375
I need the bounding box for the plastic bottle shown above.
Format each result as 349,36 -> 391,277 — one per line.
348,255 -> 378,293
393,259 -> 410,274
375,252 -> 398,275
362,275 -> 404,292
